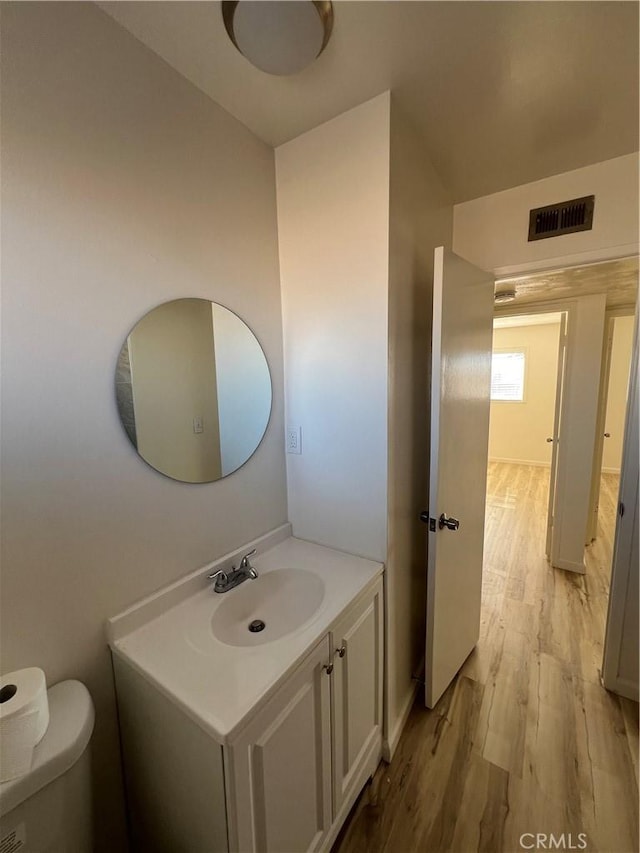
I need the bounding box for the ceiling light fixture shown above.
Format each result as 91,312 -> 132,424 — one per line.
494,286 -> 517,304
222,1 -> 334,76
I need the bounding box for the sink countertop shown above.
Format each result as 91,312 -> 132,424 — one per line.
108,533 -> 383,744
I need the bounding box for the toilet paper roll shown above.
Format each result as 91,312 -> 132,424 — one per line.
0,668 -> 50,782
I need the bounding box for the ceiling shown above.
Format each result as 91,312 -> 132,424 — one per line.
494,256 -> 638,312
98,1 -> 639,203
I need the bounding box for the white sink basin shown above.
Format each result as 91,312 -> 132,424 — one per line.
211,568 -> 325,646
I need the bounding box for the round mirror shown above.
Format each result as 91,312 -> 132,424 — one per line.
115,299 -> 272,483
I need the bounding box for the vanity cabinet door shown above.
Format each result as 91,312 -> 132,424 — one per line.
330,578 -> 384,818
227,636 -> 333,853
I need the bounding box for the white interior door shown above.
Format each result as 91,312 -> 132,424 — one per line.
422,247 -> 494,709
587,317 -> 615,543
546,313 -> 568,560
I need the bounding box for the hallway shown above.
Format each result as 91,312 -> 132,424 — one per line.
334,462 -> 638,853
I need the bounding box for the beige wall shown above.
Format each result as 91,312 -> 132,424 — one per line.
1,4 -> 286,849
276,94 -> 391,562
386,99 -> 453,754
603,315 -> 635,473
453,153 -> 639,274
489,322 -> 561,466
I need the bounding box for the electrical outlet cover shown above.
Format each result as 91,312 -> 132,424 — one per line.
286,426 -> 302,454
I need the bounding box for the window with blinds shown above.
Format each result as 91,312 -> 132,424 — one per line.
491,350 -> 526,401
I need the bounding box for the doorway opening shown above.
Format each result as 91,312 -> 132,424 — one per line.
479,259 -> 637,697
462,262 -> 638,853
485,309 -> 566,593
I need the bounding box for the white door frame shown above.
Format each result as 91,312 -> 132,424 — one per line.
492,246 -> 638,280
587,306 -> 636,542
602,310 -> 639,700
588,317 -> 615,544
546,312 -> 567,561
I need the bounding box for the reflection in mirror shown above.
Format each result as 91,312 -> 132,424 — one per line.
115,299 -> 272,483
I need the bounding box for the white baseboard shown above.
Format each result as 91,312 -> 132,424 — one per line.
489,456 -> 551,468
602,466 -> 621,475
552,558 -> 586,574
382,679 -> 418,763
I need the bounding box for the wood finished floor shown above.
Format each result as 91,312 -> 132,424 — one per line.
334,462 -> 638,853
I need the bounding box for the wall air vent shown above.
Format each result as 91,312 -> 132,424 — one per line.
528,195 -> 595,242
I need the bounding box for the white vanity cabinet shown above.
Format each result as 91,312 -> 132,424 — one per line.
330,582 -> 383,818
226,578 -> 383,853
109,533 -> 384,853
226,636 -> 333,853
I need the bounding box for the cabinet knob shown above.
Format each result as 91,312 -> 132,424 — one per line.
336,646 -> 346,658
323,663 -> 334,675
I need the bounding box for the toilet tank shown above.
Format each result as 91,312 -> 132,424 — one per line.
0,680 -> 95,853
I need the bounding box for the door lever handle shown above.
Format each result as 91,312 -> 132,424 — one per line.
439,514 -> 460,531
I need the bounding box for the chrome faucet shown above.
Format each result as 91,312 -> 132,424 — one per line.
239,549 -> 258,573
208,549 -> 258,593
